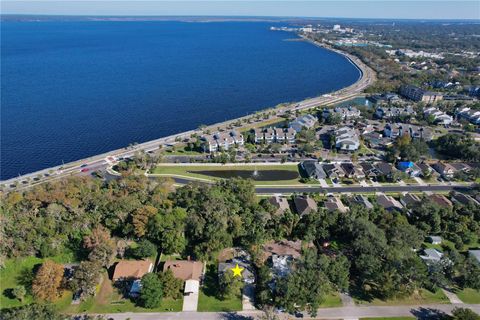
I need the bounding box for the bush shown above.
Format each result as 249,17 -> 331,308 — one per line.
130,240 -> 157,259
139,273 -> 163,308
159,269 -> 183,299
452,307 -> 480,320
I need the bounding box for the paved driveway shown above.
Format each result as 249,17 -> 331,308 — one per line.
182,292 -> 199,311
242,284 -> 256,311
182,280 -> 200,311
318,179 -> 329,188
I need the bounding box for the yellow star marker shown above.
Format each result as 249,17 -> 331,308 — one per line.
231,264 -> 244,277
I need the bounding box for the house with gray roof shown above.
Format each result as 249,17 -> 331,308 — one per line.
420,248 -> 444,265
469,250 -> 480,264
375,162 -> 395,180
352,195 -> 374,209
218,251 -> 255,284
322,163 -> 346,180
427,236 -> 442,245
452,193 -> 480,206
301,160 -> 327,179
290,114 -> 317,132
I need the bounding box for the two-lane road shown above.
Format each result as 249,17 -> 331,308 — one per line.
104,304 -> 480,320
162,176 -> 473,194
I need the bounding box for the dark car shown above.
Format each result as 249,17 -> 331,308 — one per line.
80,163 -> 88,168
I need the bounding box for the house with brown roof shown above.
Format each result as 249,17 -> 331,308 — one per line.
293,196 -> 318,216
112,259 -> 154,282
163,260 -> 204,310
261,240 -> 308,261
432,162 -> 456,179
376,195 -> 403,211
428,194 -> 453,208
400,193 -> 422,207
417,162 -> 434,177
268,195 -> 290,216
324,196 -> 349,213
163,260 -> 204,282
261,240 -> 313,279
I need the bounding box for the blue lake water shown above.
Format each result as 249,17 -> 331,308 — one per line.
1,21 -> 360,179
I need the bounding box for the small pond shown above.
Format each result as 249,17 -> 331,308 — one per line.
334,96 -> 373,108
188,170 -> 299,181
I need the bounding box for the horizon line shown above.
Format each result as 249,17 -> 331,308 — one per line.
2,14 -> 480,21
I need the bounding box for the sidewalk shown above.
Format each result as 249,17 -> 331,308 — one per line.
442,288 -> 463,304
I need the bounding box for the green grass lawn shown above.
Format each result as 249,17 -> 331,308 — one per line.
197,265 -> 242,312
404,178 -> 418,184
456,288 -> 480,304
0,252 -> 75,310
319,293 -> 342,308
75,297 -> 183,313
355,289 -> 449,306
164,148 -> 203,156
150,164 -> 305,185
63,273 -> 182,314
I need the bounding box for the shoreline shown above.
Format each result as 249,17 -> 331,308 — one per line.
0,36 -> 375,186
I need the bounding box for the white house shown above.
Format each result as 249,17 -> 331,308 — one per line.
375,106 -> 416,119
424,107 -> 453,125
202,131 -> 244,152
334,127 -> 360,151
457,107 -> 480,125
322,106 -> 361,121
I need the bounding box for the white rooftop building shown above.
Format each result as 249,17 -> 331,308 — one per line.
424,107 -> 453,125
457,107 -> 480,125
334,127 -> 360,151
323,106 -> 361,121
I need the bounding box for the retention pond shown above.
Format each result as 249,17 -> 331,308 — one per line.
188,170 -> 299,181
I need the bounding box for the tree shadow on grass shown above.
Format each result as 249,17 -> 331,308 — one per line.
348,281 -> 376,303
3,288 -> 15,299
16,263 -> 41,293
202,264 -> 221,298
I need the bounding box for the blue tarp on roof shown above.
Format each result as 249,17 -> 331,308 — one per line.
398,161 -> 414,171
